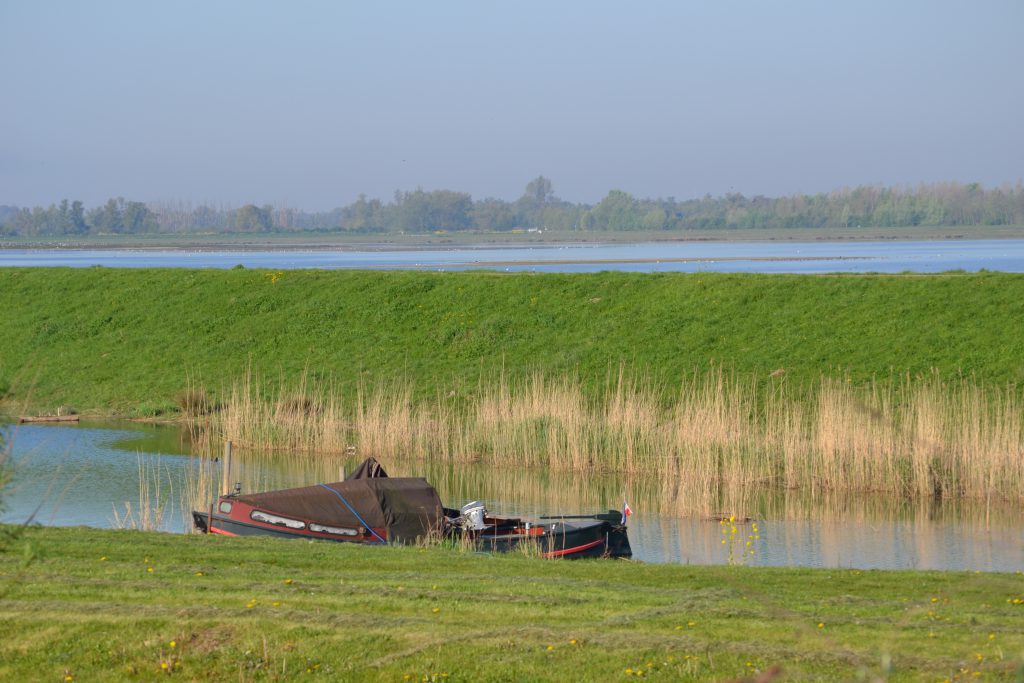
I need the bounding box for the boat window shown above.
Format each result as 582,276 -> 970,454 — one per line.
251,510 -> 305,529
309,523 -> 358,536
218,501 -> 233,514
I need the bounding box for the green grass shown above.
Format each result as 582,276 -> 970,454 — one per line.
1,527 -> 1021,681
2,268 -> 1024,415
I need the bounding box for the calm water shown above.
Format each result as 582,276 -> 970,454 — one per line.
3,422 -> 1021,571
2,239 -> 1024,272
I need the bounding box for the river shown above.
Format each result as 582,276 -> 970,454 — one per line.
2,238 -> 1024,272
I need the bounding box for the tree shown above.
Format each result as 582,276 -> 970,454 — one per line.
70,201 -> 87,234
471,198 -> 516,231
516,176 -> 557,228
591,190 -> 640,230
122,201 -> 158,233
393,189 -> 473,232
88,198 -> 125,233
232,204 -> 272,232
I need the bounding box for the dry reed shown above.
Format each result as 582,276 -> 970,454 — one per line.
188,368 -> 1024,505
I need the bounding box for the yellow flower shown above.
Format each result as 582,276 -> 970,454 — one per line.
161,662 -> 168,670
546,645 -> 554,651
100,556 -> 107,561
570,639 -> 578,645
65,677 -> 73,682
169,640 -> 176,649
432,607 -> 440,613
147,567 -> 154,573
283,578 -> 293,585
817,623 -> 824,629
194,571 -> 204,576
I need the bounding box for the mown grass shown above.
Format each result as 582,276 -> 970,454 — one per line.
1,527 -> 1022,682
2,268 -> 1024,416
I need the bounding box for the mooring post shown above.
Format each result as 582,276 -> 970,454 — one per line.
221,440 -> 233,496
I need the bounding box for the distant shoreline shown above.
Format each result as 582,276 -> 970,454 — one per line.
2,224 -> 1023,251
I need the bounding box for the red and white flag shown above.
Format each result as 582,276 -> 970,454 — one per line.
621,500 -> 633,525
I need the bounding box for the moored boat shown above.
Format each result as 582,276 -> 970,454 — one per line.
192,458 -> 631,559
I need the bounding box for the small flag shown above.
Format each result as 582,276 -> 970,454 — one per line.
621,500 -> 633,525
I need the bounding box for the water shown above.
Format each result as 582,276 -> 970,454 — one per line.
2,239 -> 1024,272
3,422 -> 1021,571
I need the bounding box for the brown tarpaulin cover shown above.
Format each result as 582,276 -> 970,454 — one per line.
347,457 -> 388,480
234,476 -> 443,543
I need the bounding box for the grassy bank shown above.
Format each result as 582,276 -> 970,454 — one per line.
2,268 -> 1024,415
1,526 -> 1021,681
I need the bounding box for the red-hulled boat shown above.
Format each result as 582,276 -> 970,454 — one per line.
192,458 -> 631,559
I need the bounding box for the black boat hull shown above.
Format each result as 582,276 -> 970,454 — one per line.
193,510 -> 631,559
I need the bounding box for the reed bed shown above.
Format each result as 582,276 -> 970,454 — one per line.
189,369 -> 1024,504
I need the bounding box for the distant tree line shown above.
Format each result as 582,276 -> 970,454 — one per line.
2,179 -> 1023,236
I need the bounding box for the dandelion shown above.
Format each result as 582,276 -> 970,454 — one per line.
988,633 -> 995,640
546,645 -> 554,651
169,640 -> 176,649
194,571 -> 204,576
817,623 -> 824,629
100,556 -> 107,561
570,639 -> 578,645
432,607 -> 440,613
147,567 -> 154,573
687,621 -> 696,627
65,676 -> 73,682
161,662 -> 168,671
272,601 -> 281,607
283,578 -> 293,585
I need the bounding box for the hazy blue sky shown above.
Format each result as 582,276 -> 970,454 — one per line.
2,1 -> 1021,210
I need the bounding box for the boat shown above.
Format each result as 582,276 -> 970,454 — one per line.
192,458 -> 631,559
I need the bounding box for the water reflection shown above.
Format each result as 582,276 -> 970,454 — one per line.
2,421 -> 1021,571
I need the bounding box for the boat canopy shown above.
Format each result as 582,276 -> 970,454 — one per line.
234,460 -> 442,542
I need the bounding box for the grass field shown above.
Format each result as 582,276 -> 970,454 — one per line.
2,268 -> 1024,416
0,526 -> 1021,681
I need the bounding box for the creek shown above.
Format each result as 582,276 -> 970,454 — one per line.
2,421 -> 1021,571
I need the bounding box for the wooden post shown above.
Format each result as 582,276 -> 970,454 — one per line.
221,440 -> 233,496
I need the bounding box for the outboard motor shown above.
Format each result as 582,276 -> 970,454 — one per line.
460,501 -> 488,530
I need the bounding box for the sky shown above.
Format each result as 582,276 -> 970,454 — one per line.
1,1 -> 1022,211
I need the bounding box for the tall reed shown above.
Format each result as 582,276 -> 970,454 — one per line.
191,368 -> 1024,503
111,453 -> 172,531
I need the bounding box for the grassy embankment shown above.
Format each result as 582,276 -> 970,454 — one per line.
0,526 -> 1021,682
3,268 -> 1023,414
2,268 -> 1023,502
